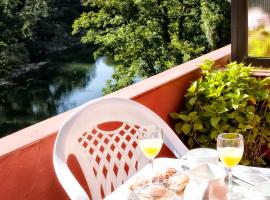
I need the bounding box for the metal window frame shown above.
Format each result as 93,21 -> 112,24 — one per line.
231,0 -> 270,66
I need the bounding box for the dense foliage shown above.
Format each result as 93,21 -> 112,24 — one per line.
170,61 -> 270,166
0,0 -> 82,74
73,0 -> 231,94
0,0 -> 47,70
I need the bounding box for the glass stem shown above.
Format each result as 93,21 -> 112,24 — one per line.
228,168 -> 232,200
148,158 -> 154,183
150,159 -> 154,172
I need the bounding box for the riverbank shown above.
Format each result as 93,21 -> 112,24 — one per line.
0,45 -> 95,87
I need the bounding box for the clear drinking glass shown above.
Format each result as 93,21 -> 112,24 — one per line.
138,125 -> 163,174
217,133 -> 244,200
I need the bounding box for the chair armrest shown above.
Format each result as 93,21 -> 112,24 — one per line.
53,156 -> 90,200
161,124 -> 189,158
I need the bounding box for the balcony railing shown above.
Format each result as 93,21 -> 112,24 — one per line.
0,45 -> 231,200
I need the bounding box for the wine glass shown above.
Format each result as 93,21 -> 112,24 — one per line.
217,133 -> 244,200
138,125 -> 163,175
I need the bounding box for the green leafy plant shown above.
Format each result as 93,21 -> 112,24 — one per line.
170,60 -> 270,166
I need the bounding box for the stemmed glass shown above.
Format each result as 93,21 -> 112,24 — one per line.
138,125 -> 163,174
217,133 -> 244,200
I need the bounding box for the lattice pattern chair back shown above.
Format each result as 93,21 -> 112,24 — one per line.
77,122 -> 145,199
53,97 -> 188,200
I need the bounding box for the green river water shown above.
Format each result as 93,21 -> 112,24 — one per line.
0,56 -> 114,137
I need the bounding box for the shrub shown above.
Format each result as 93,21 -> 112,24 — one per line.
170,60 -> 270,166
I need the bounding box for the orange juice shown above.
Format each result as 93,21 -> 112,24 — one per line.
139,139 -> 163,159
218,147 -> 243,168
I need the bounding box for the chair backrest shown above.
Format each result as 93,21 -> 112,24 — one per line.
53,97 -> 188,200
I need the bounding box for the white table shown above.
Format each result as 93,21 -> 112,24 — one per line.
104,158 -> 270,200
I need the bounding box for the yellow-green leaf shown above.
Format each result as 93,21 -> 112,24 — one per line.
182,124 -> 192,134
178,114 -> 190,121
210,116 -> 220,128
175,123 -> 182,134
210,130 -> 218,139
194,121 -> 203,131
197,135 -> 207,144
235,115 -> 244,123
189,111 -> 198,118
188,81 -> 197,93
169,112 -> 179,119
188,137 -> 194,148
189,97 -> 197,106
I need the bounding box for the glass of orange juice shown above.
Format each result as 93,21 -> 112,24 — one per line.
217,133 -> 244,200
138,125 -> 163,175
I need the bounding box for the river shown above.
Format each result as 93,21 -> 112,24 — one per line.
0,56 -> 114,137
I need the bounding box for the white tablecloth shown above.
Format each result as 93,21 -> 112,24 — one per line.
104,158 -> 270,200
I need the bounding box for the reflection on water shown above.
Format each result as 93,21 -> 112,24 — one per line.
0,57 -> 113,137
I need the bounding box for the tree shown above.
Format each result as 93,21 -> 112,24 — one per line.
73,0 -> 231,94
27,0 -> 83,60
0,0 -> 48,73
200,0 -> 230,50
0,0 -> 82,74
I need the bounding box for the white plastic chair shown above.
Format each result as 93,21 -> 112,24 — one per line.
53,97 -> 188,200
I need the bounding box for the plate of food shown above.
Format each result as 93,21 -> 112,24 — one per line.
128,168 -> 189,200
